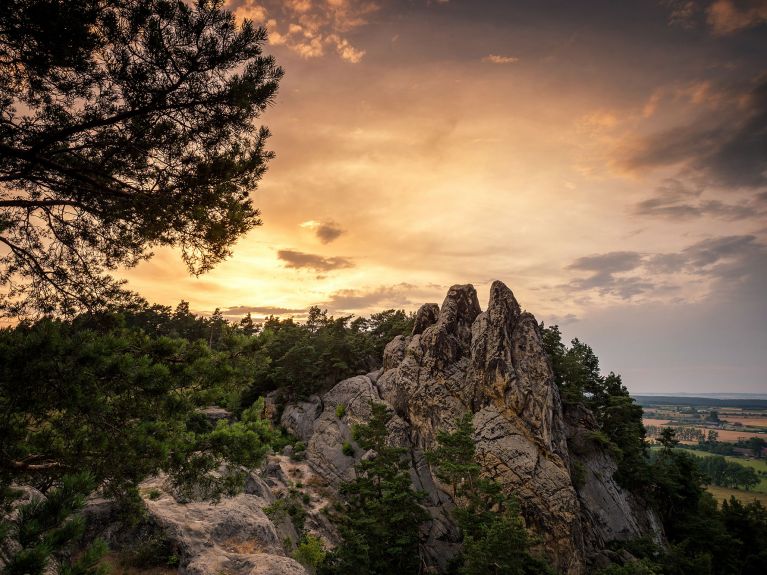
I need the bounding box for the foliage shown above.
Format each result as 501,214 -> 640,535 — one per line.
241,307 -> 413,402
335,404 -> 346,419
264,488 -> 308,533
541,328 -> 767,574
293,534 -> 327,575
427,414 -> 553,575
1,472 -> 107,575
117,531 -> 179,570
641,428 -> 764,574
540,324 -> 648,489
323,403 -> 428,575
0,316 -> 276,505
0,0 -> 282,317
597,559 -> 660,574
695,455 -> 760,490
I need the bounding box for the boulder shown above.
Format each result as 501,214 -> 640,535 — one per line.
141,476 -> 307,575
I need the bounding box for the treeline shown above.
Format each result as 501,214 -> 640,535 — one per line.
70,300 -> 414,404
645,425 -> 707,442
3,307 -> 767,575
694,456 -> 761,490
541,327 -> 767,575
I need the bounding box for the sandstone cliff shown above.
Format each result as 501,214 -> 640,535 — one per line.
282,281 -> 662,573
129,281 -> 660,575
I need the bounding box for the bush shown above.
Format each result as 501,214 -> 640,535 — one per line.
119,533 -> 177,570
264,495 -> 307,533
336,404 -> 347,419
571,460 -> 587,488
342,442 -> 354,457
292,534 -> 326,574
598,560 -> 660,575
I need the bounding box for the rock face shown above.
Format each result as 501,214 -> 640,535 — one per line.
129,280 -> 660,575
291,281 -> 661,574
141,475 -> 308,575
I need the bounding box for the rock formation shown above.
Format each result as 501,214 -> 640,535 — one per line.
283,281 -> 662,573
127,280 -> 660,575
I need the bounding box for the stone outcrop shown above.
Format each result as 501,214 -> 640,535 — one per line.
125,280 -> 659,575
287,281 -> 661,574
141,474 -> 307,575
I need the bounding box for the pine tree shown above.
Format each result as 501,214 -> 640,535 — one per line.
427,415 -> 553,575
324,403 -> 428,575
2,473 -> 107,575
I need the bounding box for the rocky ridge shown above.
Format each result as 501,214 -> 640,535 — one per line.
133,281 -> 660,575
282,281 -> 662,573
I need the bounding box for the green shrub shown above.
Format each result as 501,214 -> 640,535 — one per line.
290,441 -> 307,461
571,460 -> 587,488
264,496 -> 307,533
292,534 -> 326,574
120,533 -> 177,570
597,559 -> 660,575
335,404 -> 346,419
342,442 -> 354,457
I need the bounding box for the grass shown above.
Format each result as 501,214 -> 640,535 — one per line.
707,486 -> 767,507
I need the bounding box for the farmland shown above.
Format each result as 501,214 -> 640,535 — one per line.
638,395 -> 767,445
706,486 -> 767,507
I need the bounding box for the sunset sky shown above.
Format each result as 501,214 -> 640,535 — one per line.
123,0 -> 767,394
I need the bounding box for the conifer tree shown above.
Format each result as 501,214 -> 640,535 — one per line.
427,414 -> 553,575
324,403 -> 428,575
2,473 -> 107,575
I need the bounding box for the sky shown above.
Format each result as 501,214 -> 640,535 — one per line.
122,0 -> 767,394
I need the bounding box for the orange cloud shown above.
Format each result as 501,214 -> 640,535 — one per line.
230,0 -> 378,62
481,54 -> 519,64
707,0 -> 767,35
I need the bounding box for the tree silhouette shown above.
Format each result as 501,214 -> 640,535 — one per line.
0,0 -> 282,316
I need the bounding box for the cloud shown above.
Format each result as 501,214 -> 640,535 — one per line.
660,0 -> 767,34
707,0 -> 767,35
565,235 -> 766,300
661,0 -> 700,29
277,249 -> 354,271
324,283 -> 417,310
680,234 -> 761,270
230,0 -> 378,63
569,251 -> 645,273
481,54 -> 519,64
222,305 -> 304,316
619,76 -> 767,189
635,178 -> 759,220
300,220 -> 346,243
566,252 -> 651,299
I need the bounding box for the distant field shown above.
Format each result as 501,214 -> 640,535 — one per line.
719,416 -> 767,428
693,428 -> 767,442
642,418 -> 671,426
707,486 -> 767,506
634,396 -> 767,409
645,425 -> 767,443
